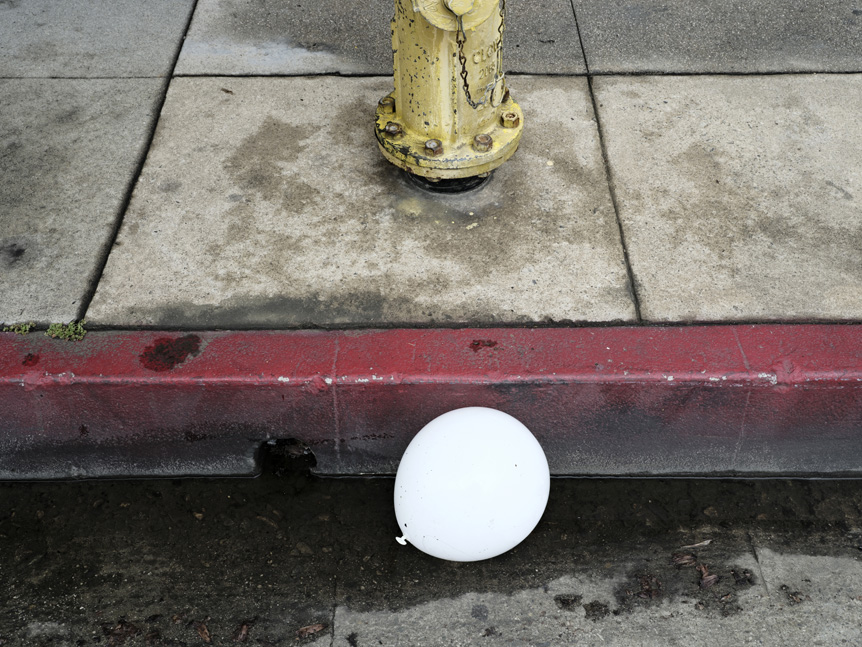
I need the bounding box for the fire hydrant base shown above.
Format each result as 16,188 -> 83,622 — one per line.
375,96 -> 523,180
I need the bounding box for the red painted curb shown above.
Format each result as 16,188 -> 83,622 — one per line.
1,325 -> 860,478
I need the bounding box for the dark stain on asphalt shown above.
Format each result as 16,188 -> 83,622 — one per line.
583,601 -> 610,621
613,557 -> 758,618
22,353 -> 39,367
553,594 -> 582,610
101,619 -> 140,646
139,335 -> 202,372
184,430 -> 208,443
781,585 -> 809,605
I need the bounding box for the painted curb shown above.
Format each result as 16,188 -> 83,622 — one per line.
1,325 -> 860,479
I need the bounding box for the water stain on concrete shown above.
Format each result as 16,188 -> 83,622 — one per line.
657,140 -> 861,280
1,241 -> 27,267
599,76 -> 862,320
825,180 -> 854,201
333,96 -> 377,145
369,163 -> 616,284
200,135 -> 622,324
142,290 -> 418,329
158,180 -> 182,193
213,0 -> 392,69
223,116 -> 318,205
56,108 -> 81,125
1,121 -> 72,213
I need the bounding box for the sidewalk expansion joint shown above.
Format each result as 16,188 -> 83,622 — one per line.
569,0 -> 643,321
569,0 -> 591,75
77,0 -> 202,322
153,70 -> 862,81
172,71 -> 393,79
76,320 -> 862,334
0,76 -> 169,80
585,74 -> 644,323
585,69 -> 862,77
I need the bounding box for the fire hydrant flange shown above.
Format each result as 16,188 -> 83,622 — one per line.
375,0 -> 524,182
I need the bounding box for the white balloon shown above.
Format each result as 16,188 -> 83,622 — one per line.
394,407 -> 550,562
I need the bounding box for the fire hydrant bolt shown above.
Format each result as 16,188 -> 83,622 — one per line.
384,122 -> 403,136
473,134 -> 494,153
501,112 -> 520,129
379,96 -> 396,114
425,139 -> 444,156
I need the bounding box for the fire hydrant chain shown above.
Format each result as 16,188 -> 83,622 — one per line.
455,0 -> 507,109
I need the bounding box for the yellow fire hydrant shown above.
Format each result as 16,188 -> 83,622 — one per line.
375,0 -> 523,189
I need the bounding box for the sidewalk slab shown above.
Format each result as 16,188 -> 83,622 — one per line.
0,78 -> 166,326
331,529 -> 774,644
594,75 -> 862,323
573,0 -> 862,73
174,0 -> 586,75
1,326 -> 859,479
87,76 -> 633,328
752,547 -> 862,643
333,570 -> 781,646
0,0 -> 195,78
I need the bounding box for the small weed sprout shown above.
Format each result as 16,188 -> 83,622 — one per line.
45,320 -> 87,342
2,322 -> 35,335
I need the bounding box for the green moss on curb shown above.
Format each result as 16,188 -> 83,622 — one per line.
2,322 -> 35,335
45,320 -> 87,342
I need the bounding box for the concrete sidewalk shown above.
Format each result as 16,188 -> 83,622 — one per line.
0,0 -> 860,478
1,0 -> 860,327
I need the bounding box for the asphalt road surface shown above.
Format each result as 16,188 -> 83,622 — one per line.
2,457 -> 861,646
